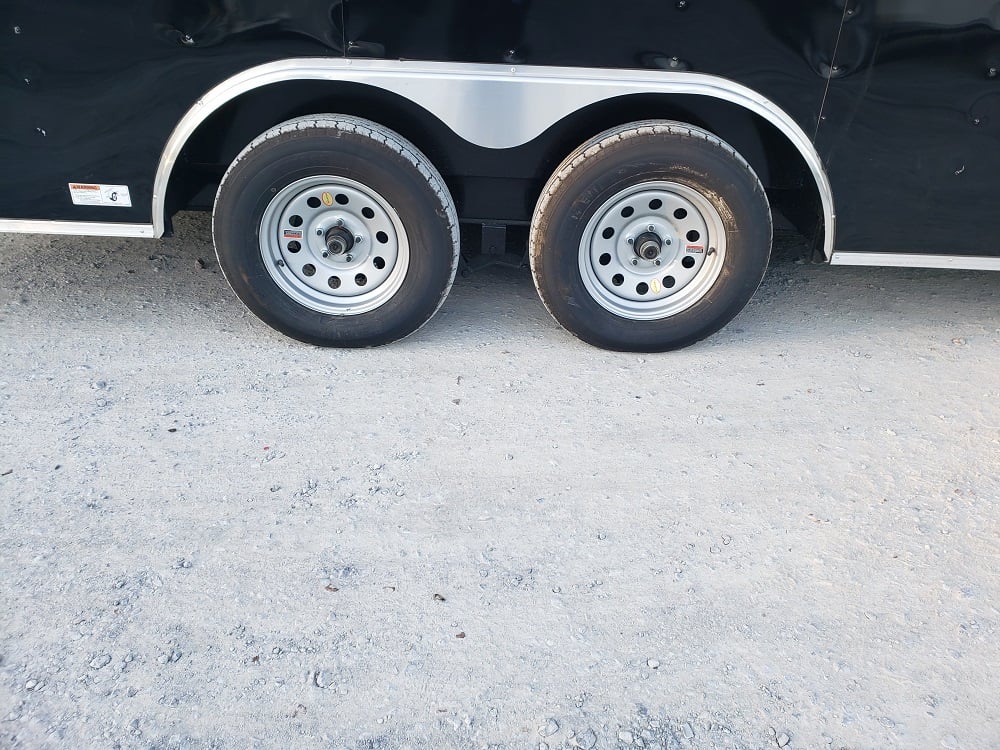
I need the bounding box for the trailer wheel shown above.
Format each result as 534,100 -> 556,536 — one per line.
213,116 -> 459,347
530,121 -> 772,352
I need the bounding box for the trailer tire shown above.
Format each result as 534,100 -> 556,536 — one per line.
213,115 -> 459,347
530,121 -> 772,352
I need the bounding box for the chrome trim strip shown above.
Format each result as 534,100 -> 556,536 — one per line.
0,219 -> 155,238
831,252 -> 1000,271
153,58 -> 836,259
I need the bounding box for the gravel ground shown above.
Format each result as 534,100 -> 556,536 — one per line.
1,212 -> 998,750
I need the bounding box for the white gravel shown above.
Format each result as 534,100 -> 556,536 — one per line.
1,212 -> 998,749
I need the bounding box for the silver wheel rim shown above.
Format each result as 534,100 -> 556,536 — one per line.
578,181 -> 727,320
259,176 -> 409,315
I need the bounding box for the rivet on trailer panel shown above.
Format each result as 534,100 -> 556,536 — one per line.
13,25 -> 22,34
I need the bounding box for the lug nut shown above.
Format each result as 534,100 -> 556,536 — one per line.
355,236 -> 363,244
316,229 -> 323,236
345,255 -> 353,262
631,258 -> 639,266
648,224 -> 655,232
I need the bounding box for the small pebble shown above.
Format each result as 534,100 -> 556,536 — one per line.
618,730 -> 634,743
682,723 -> 695,739
777,733 -> 790,747
646,658 -> 660,669
89,654 -> 112,669
539,718 -> 559,737
313,670 -> 333,689
577,729 -> 597,749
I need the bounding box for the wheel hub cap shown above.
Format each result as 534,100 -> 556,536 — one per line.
634,231 -> 664,261
324,225 -> 355,257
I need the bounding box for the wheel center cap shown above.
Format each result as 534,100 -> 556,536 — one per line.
634,231 -> 662,261
325,226 -> 355,257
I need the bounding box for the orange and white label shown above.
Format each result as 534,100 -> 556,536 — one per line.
68,183 -> 132,208
321,192 -> 334,206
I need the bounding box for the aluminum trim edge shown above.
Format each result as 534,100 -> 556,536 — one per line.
0,219 -> 156,238
831,252 -> 1000,271
152,58 -> 837,260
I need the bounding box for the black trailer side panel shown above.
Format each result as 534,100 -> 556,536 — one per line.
1,1 -> 998,258
0,1 -> 346,224
816,2 -> 1000,254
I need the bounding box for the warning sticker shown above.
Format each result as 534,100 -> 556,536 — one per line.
283,229 -> 303,239
686,245 -> 705,254
68,183 -> 132,208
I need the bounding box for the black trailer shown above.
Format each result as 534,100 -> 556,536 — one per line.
2,1 -> 998,350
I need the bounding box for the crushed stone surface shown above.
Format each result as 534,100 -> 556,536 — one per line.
1,213 -> 998,749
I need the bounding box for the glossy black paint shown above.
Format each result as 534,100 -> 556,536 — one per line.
0,2 -> 346,223
0,1 -> 998,257
816,2 -> 1000,253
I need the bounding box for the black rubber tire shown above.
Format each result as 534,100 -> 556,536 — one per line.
530,121 -> 772,352
213,115 -> 459,347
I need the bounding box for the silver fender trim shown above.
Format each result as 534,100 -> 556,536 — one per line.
152,58 -> 837,259
831,252 -> 1000,271
0,219 -> 155,238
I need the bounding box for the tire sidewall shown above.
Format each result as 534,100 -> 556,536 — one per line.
214,126 -> 456,347
533,129 -> 771,352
